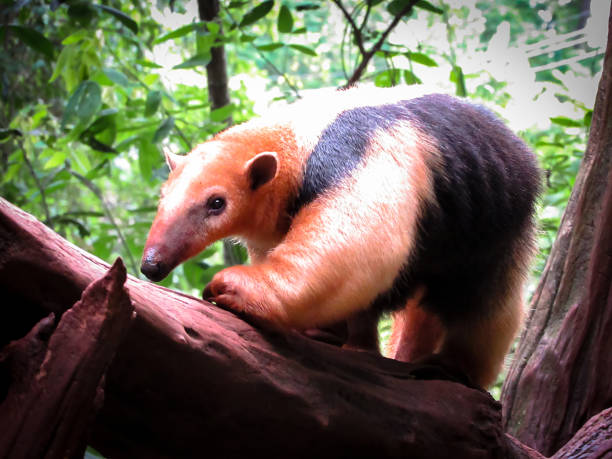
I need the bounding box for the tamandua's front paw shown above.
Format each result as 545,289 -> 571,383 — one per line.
203,266 -> 286,329
203,266 -> 250,313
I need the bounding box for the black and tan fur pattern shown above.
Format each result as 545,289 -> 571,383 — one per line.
141,87 -> 540,387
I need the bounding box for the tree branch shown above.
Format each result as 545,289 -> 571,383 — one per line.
332,0 -> 366,55
0,197 -> 547,458
338,0 -> 419,87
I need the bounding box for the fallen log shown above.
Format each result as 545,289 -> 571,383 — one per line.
0,198 -> 605,458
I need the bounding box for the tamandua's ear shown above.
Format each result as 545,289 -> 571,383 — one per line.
163,147 -> 185,171
244,152 -> 278,190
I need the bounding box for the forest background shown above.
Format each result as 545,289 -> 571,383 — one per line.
0,0 -> 607,400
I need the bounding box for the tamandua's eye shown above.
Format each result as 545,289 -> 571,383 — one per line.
206,196 -> 226,216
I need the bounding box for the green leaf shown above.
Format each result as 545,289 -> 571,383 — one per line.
288,44 -> 317,56
145,90 -> 162,116
143,74 -> 160,86
295,2 -> 319,11
154,22 -> 203,45
62,81 -> 102,129
207,21 -> 220,35
85,109 -> 118,133
8,149 -> 23,162
137,59 -> 163,69
81,110 -> 118,151
3,163 -> 21,184
115,134 -> 141,153
31,106 -> 48,128
240,1 -> 275,27
387,0 -> 415,17
62,29 -> 89,45
94,4 -> 139,34
210,104 -> 235,122
138,138 -> 158,181
256,42 -> 284,52
153,117 -> 175,143
49,44 -> 75,84
550,116 -> 583,128
278,5 -> 294,33
196,29 -> 216,54
173,53 -> 211,69
375,69 -> 401,87
403,70 -> 422,85
3,25 -> 54,59
583,110 -> 593,128
407,51 -> 438,67
70,149 -> 92,174
415,0 -> 444,14
450,65 -> 467,97
91,70 -> 114,86
43,151 -> 68,170
102,68 -> 129,87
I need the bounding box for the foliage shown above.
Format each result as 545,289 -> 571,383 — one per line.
0,0 -> 603,393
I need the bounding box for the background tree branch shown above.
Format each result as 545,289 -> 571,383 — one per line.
334,0 -> 419,87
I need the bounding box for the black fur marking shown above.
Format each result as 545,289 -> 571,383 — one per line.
371,94 -> 540,323
288,94 -> 540,323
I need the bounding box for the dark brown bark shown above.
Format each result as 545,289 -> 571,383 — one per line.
501,6 -> 612,456
198,0 -> 231,114
0,259 -> 134,459
0,197 -> 554,459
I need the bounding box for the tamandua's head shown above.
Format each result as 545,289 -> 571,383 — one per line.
141,141 -> 278,281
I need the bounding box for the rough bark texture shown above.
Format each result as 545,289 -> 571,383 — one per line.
0,197 -> 559,459
552,408 -> 612,459
501,6 -> 612,456
0,259 -> 134,459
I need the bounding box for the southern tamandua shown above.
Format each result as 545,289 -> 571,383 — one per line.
141,87 -> 540,388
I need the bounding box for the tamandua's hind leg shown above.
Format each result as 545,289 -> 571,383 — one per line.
436,288 -> 524,388
387,289 -> 523,388
386,286 -> 445,362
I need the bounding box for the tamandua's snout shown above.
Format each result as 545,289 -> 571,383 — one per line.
141,246 -> 172,282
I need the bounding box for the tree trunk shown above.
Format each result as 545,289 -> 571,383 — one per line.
501,6 -> 612,456
2,197 -> 600,459
198,0 -> 231,116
